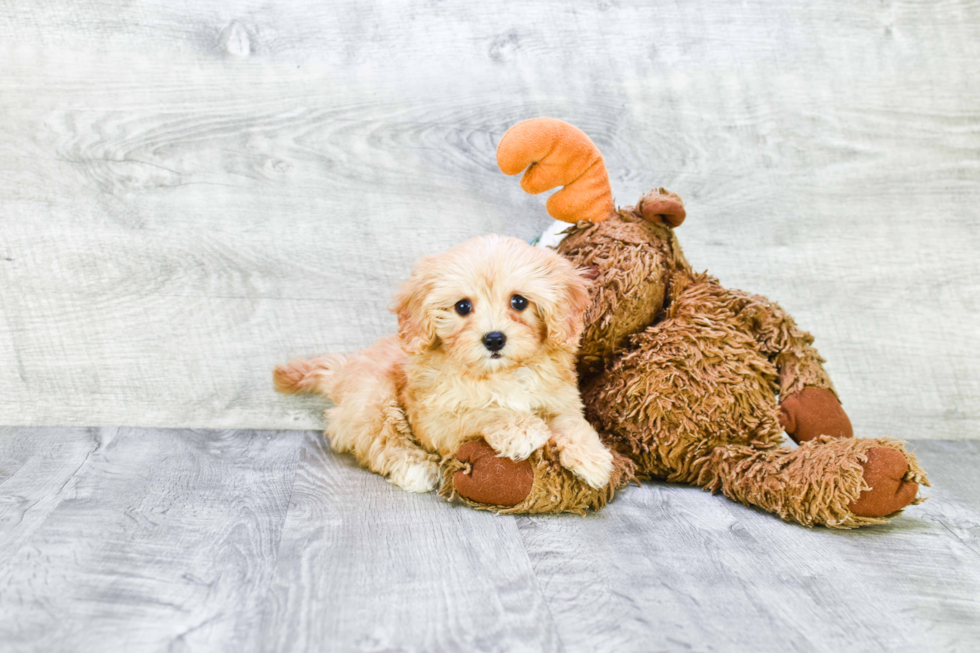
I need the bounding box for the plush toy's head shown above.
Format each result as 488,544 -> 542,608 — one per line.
498,118 -> 692,375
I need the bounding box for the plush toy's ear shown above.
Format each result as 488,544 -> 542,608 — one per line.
639,188 -> 686,228
497,117 -> 615,224
391,261 -> 438,355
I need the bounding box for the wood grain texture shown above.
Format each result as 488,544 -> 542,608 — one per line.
515,440 -> 980,652
1,428 -> 979,652
253,430 -> 561,653
0,426 -> 101,563
0,427 -> 304,653
0,0 -> 978,436
912,440 -> 980,559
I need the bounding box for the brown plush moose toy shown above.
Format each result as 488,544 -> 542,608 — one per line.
440,117 -> 927,527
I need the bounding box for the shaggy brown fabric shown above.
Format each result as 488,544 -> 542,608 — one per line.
582,273 -> 787,482
696,436 -> 928,528
443,192 -> 928,527
557,211 -> 687,376
780,387 -> 854,443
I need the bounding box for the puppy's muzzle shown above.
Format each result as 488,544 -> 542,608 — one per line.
482,331 -> 506,352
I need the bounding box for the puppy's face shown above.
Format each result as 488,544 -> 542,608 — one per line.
394,235 -> 590,373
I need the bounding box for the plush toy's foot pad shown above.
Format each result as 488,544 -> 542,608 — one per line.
452,439 -> 534,507
849,447 -> 920,518
779,386 -> 854,444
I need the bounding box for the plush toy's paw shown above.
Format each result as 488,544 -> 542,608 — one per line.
779,386 -> 854,444
389,458 -> 441,493
849,447 -> 920,518
558,439 -> 615,489
482,416 -> 551,461
452,439 -> 534,506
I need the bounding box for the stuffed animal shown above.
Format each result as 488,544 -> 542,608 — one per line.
440,118 -> 928,528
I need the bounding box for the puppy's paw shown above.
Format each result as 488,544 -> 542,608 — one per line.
559,440 -> 615,489
389,459 -> 440,493
493,436 -> 546,462
484,417 -> 551,461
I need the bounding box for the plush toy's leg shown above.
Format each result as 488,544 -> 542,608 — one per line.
695,437 -> 928,528
733,293 -> 853,442
439,438 -> 635,514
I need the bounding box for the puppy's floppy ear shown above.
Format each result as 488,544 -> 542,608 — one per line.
392,260 -> 438,355
540,257 -> 593,350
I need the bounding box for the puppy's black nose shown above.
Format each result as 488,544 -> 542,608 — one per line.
482,331 -> 506,352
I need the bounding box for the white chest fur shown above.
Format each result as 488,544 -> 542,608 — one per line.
404,356 -> 576,455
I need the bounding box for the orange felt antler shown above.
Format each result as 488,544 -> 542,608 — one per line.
497,118 -> 615,223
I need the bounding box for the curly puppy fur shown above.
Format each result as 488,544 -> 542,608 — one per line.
275,235 -> 615,493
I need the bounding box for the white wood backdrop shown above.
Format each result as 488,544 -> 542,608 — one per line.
0,1 -> 978,438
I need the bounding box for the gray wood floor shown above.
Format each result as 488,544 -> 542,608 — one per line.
1,426 -> 978,653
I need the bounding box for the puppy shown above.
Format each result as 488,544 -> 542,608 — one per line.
274,235 -> 614,494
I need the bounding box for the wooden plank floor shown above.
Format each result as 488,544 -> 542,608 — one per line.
1,427 -> 978,653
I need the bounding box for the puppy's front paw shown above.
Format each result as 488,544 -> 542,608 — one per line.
389,459 -> 440,493
484,417 -> 551,461
494,436 -> 546,462
559,440 -> 614,489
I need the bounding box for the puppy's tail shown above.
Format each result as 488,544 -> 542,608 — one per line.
273,354 -> 347,398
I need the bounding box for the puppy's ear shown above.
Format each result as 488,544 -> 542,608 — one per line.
392,261 -> 438,355
541,258 -> 593,350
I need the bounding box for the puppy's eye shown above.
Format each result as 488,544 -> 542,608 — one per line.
454,299 -> 472,316
510,294 -> 528,312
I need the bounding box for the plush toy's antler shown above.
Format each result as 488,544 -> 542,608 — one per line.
497,118 -> 615,223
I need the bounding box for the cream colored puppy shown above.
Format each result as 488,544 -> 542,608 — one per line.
274,235 -> 614,494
